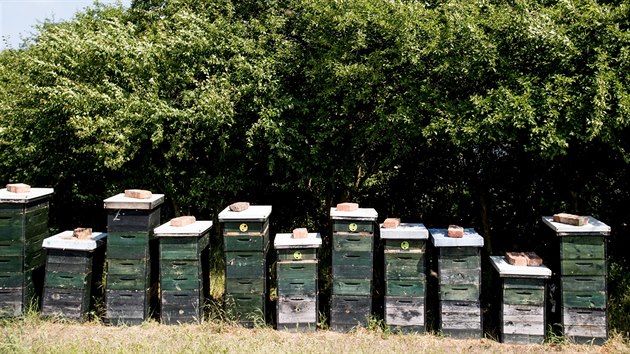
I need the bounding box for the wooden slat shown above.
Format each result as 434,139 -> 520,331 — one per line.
277,278 -> 317,296
333,279 -> 371,296
561,260 -> 606,276
333,220 -> 374,233
41,288 -> 89,320
503,287 -> 544,306
562,291 -> 606,309
439,268 -> 479,285
277,295 -> 317,325
106,208 -> 161,232
44,271 -> 91,290
276,261 -> 317,279
331,295 -> 371,328
105,289 -> 150,324
159,234 -> 208,260
385,252 -> 425,279
562,276 -> 606,292
223,233 -> 268,252
277,248 -> 317,261
502,304 -> 544,336
384,296 -> 424,327
560,236 -> 605,260
333,234 -> 373,252
107,232 -> 151,259
223,220 -> 268,234
440,285 -> 479,301
440,301 -> 481,330
225,278 -> 266,295
384,239 -> 426,252
386,280 -> 425,297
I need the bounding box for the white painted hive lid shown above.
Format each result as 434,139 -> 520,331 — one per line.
380,223 -> 428,239
541,216 -> 610,235
42,231 -> 107,251
103,193 -> 165,210
0,188 -> 54,203
274,233 -> 322,249
329,207 -> 378,221
489,255 -> 551,278
153,220 -> 213,237
429,228 -> 484,247
218,205 -> 272,221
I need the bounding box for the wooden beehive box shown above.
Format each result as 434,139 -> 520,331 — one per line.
329,206 -> 377,332
429,228 -> 484,338
41,231 -> 107,321
219,205 -> 272,327
381,223 -> 428,333
0,187 -> 53,317
274,232 -> 321,332
489,255 -> 551,344
103,192 -> 164,325
154,219 -> 213,324
542,216 -> 610,344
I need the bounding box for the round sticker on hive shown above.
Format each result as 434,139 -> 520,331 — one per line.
348,223 -> 358,232
293,251 -> 302,260
400,241 -> 410,250
239,223 -> 249,232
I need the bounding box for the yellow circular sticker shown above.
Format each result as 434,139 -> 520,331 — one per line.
348,223 -> 358,232
239,223 -> 249,232
293,251 -> 302,260
401,241 -> 410,250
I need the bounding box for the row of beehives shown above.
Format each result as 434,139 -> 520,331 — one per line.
0,186 -> 610,345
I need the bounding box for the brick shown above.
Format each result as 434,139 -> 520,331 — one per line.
447,225 -> 464,238
6,183 -> 31,193
336,202 -> 359,212
552,213 -> 589,226
383,218 -> 401,229
292,228 -> 308,239
170,216 -> 196,227
229,202 -> 250,212
524,252 -> 543,266
73,227 -> 92,240
124,189 -> 153,199
505,252 -> 527,266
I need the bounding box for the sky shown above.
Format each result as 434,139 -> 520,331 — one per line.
1,0 -> 132,50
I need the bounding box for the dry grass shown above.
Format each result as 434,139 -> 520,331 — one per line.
1,317 -> 628,354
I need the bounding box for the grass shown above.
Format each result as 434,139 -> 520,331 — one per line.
1,312 -> 628,354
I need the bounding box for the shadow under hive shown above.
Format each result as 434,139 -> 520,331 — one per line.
329,207 -> 378,332
381,223 -> 428,333
0,187 -> 54,317
489,255 -> 551,344
274,232 -> 322,332
429,228 -> 484,339
219,205 -> 272,327
103,193 -> 164,325
542,216 -> 610,345
41,231 -> 107,321
154,219 -> 212,325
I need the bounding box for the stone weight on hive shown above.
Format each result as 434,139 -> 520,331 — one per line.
154,217 -> 212,324
41,230 -> 107,321
219,204 -> 272,327
103,191 -> 164,325
0,186 -> 54,317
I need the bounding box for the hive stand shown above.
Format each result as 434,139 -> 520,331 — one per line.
380,223 -> 429,333
41,231 -> 107,320
429,228 -> 484,338
329,206 -> 378,332
219,205 -> 272,327
542,216 -> 610,344
274,232 -> 322,332
0,187 -> 54,317
154,219 -> 213,324
489,255 -> 551,344
103,193 -> 164,325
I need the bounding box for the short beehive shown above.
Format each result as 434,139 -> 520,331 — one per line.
0,187 -> 54,317
429,228 -> 484,338
274,232 -> 322,332
154,219 -> 213,324
490,255 -> 551,344
380,223 -> 428,333
219,205 -> 272,327
103,192 -> 164,325
41,231 -> 107,320
329,206 -> 378,332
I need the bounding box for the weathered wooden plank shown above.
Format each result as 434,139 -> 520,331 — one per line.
333,279 -> 371,296
0,256 -> 23,272
332,251 -> 373,267
0,272 -> 25,288
276,261 -> 317,279
332,265 -> 372,279
0,289 -> 24,317
503,288 -> 544,306
225,278 -> 266,295
563,308 -> 607,339
25,248 -> 46,270
277,248 -> 317,261
440,301 -> 481,331
333,220 -> 374,233
440,247 -> 479,257
41,288 -> 89,320
385,252 -> 425,279
44,271 -> 91,290
224,294 -> 266,322
106,208 -> 161,232
503,278 -> 545,289
330,295 -> 371,329
440,285 -> 479,302
161,290 -> 203,325
159,237 -> 208,261
160,275 -> 202,291
502,333 -> 545,344
439,268 -> 479,285
384,296 -> 424,327
107,232 -> 152,259
561,276 -> 606,292
105,289 -> 150,324
106,273 -> 150,291
223,233 -> 269,252
502,306 -> 544,335
277,295 -> 317,325
224,252 -> 265,278
561,259 -> 606,276
107,259 -> 149,276
333,234 -> 373,252
0,242 -> 23,256
562,291 -> 606,309
223,220 -> 269,234
384,239 -> 426,252
160,260 -> 202,278
386,280 -> 425,297
277,278 -> 317,296
438,255 -> 480,271
560,236 -> 605,260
